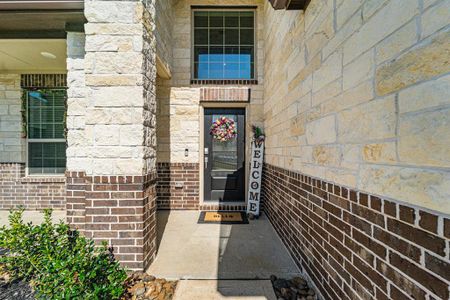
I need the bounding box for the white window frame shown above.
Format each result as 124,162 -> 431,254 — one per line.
25,88 -> 67,176
191,7 -> 257,80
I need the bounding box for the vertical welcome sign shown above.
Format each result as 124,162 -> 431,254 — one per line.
246,140 -> 264,217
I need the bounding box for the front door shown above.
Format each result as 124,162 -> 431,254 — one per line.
204,108 -> 245,201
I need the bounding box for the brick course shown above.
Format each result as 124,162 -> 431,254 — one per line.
200,87 -> 250,102
262,163 -> 450,300
0,163 -> 65,209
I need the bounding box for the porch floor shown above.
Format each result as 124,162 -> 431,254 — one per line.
147,211 -> 301,299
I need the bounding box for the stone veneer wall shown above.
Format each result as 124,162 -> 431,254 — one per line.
263,0 -> 450,214
65,0 -> 159,271
262,0 -> 450,299
263,164 -> 450,300
0,74 -> 24,163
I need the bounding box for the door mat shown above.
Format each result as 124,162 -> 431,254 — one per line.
198,211 -> 249,224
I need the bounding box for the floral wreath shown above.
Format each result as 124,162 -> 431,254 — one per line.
210,116 -> 237,142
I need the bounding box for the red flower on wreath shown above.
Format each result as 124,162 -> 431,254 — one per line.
210,116 -> 237,142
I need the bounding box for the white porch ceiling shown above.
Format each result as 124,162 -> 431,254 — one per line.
0,39 -> 67,73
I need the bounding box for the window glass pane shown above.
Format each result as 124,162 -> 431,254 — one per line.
196,63 -> 209,79
209,29 -> 224,45
54,124 -> 65,139
240,29 -> 254,45
240,11 -> 254,27
224,12 -> 239,27
209,63 -> 224,79
194,29 -> 208,45
225,29 -> 239,45
209,47 -> 224,62
194,46 -> 209,63
225,47 -> 239,63
194,11 -> 208,27
40,124 -> 54,139
239,63 -> 252,79
224,63 -> 239,79
240,46 -> 254,63
28,142 -> 66,174
209,11 -> 224,27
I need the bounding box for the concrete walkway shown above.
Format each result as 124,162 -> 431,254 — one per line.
0,210 -> 66,227
147,211 -> 300,299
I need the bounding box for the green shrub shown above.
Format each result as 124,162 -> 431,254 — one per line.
0,208 -> 127,300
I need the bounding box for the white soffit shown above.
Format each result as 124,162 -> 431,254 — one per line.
0,39 -> 67,73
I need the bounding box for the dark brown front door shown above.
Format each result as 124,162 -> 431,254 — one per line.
204,108 -> 245,202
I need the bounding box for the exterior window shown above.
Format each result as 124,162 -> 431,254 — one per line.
193,10 -> 255,80
27,89 -> 66,175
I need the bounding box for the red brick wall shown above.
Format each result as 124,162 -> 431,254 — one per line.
66,171 -> 158,271
262,164 -> 450,300
0,163 -> 65,209
199,204 -> 247,211
156,163 -> 200,210
200,87 -> 250,102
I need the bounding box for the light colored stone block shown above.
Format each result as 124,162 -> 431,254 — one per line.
399,74 -> 450,113
120,125 -> 144,146
312,50 -> 342,93
94,125 -> 120,146
337,95 -> 396,142
312,145 -> 341,166
343,50 -> 374,91
362,142 -> 397,163
375,20 -> 417,64
336,0 -> 363,29
376,30 -> 450,96
399,108 -> 450,167
92,52 -> 143,74
89,87 -> 144,107
306,115 -> 336,145
85,1 -> 140,24
362,0 -> 389,21
359,165 -> 450,214
343,0 -> 418,64
321,80 -> 374,115
322,11 -> 362,59
312,79 -> 341,107
421,0 -> 450,38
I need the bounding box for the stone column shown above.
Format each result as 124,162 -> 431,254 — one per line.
66,31 -> 87,230
66,0 -> 157,271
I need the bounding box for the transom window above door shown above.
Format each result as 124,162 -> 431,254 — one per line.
193,10 -> 255,80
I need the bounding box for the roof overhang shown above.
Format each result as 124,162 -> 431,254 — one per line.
268,0 -> 310,10
0,1 -> 85,38
0,0 -> 83,11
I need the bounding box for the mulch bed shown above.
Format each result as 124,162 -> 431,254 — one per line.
270,274 -> 316,300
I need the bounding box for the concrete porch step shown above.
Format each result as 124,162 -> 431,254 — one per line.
173,279 -> 277,300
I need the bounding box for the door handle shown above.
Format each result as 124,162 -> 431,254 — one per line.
204,157 -> 208,169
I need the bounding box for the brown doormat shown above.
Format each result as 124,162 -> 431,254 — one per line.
198,211 -> 249,224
